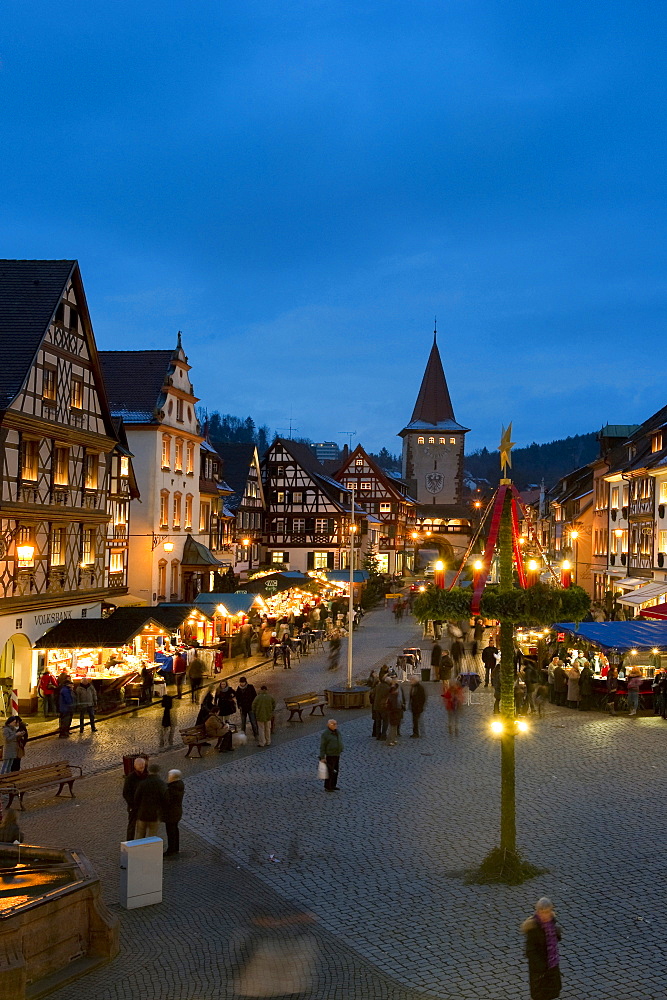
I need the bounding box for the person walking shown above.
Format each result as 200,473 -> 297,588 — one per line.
439,652 -> 454,686
164,769 -> 184,856
491,660 -> 502,713
173,649 -> 187,699
521,896 -> 563,1000
280,633 -> 292,669
450,638 -> 465,676
1,717 -> 20,774
187,653 -> 206,703
252,685 -> 276,747
134,763 -> 166,839
122,757 -> 148,840
430,641 -> 442,682
386,683 -> 403,746
58,680 -> 75,738
443,678 -> 464,735
75,677 -> 97,733
159,692 -> 177,747
482,642 -> 499,687
9,716 -> 28,772
235,677 -> 259,739
38,668 -> 58,717
409,677 -> 427,737
319,719 -> 343,791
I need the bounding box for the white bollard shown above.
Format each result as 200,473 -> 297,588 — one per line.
119,837 -> 163,909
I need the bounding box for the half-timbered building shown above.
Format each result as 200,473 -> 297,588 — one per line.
99,336 -> 222,605
0,260 -> 138,710
215,442 -> 266,577
334,445 -> 417,575
262,439 -> 360,573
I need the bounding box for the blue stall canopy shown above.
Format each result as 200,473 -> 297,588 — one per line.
554,620 -> 667,651
325,570 -> 370,584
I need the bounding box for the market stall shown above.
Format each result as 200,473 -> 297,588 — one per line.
553,620 -> 667,709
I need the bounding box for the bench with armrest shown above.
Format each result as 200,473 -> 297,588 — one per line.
0,761 -> 83,810
284,692 -> 328,722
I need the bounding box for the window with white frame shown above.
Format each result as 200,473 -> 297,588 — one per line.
313,551 -> 329,569
81,527 -> 94,565
380,503 -> 391,513
275,518 -> 284,534
292,518 -> 305,533
173,493 -> 182,528
439,437 -> 446,444
660,482 -> 667,503
292,492 -> 303,503
315,518 -> 329,533
162,436 -> 171,469
186,441 -> 195,474
174,439 -> 183,472
160,491 -> 169,528
610,485 -> 619,509
271,551 -> 285,564
355,458 -> 364,466
184,494 -> 193,529
50,527 -> 64,566
54,447 -> 69,486
361,481 -> 371,490
429,437 -> 435,444
200,502 -> 210,533
660,530 -> 667,552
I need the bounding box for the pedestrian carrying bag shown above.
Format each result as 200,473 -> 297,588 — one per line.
317,760 -> 329,781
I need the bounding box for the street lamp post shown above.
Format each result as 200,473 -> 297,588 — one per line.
569,529 -> 579,584
242,537 -> 252,573
347,484 -> 355,690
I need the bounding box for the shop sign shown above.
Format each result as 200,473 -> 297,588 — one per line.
264,580 -> 278,591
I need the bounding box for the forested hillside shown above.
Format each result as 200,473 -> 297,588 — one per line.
465,432 -> 599,489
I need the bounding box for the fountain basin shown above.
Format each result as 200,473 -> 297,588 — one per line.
0,844 -> 119,999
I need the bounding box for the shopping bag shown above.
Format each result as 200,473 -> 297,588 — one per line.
317,760 -> 329,781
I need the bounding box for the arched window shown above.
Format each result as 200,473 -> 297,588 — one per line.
428,437 -> 435,444
417,436 -> 424,445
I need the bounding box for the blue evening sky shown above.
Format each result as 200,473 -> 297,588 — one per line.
2,1 -> 666,455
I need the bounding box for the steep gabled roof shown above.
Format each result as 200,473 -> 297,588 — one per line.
335,444 -> 418,505
401,333 -> 469,434
607,403 -> 667,476
0,259 -> 77,410
215,442 -> 259,512
98,349 -> 175,423
267,438 -> 350,509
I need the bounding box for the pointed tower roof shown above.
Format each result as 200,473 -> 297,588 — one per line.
400,330 -> 469,435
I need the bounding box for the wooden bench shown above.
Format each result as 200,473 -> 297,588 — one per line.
285,692 -> 328,722
0,761 -> 83,811
179,722 -> 237,757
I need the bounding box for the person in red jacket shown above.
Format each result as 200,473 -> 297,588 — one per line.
173,650 -> 187,699
38,669 -> 58,717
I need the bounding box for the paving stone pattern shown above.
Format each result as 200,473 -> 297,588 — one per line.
10,606 -> 664,998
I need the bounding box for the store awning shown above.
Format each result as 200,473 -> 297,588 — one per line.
613,578 -> 646,590
35,610 -> 170,648
640,602 -> 667,619
193,592 -> 263,616
553,620 -> 667,651
105,593 -> 147,607
325,570 -> 370,584
181,536 -> 224,567
616,582 -> 667,607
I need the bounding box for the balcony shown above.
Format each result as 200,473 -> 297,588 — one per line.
82,489 -> 101,510
47,569 -> 67,592
629,497 -> 654,517
107,572 -> 126,590
51,487 -> 71,506
111,524 -> 128,539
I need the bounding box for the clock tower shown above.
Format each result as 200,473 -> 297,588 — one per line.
399,331 -> 469,504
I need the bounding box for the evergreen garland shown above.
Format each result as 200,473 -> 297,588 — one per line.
413,581 -> 590,627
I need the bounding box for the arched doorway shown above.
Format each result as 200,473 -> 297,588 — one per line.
0,633 -> 33,714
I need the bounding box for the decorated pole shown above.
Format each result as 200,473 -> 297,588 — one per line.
497,486 -> 517,854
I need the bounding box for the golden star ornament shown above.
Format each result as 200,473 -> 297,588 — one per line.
499,423 -> 516,475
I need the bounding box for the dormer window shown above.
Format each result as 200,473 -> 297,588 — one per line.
652,432 -> 663,453
628,445 -> 636,461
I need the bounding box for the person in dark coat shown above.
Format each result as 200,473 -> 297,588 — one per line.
408,678 -> 427,737
122,757 -> 148,840
133,763 -> 166,839
214,681 -> 236,720
439,652 -> 454,685
491,662 -> 501,713
521,896 -> 563,1000
450,638 -> 465,674
579,661 -> 593,711
195,688 -> 215,726
235,678 -> 258,738
164,769 -> 185,855
430,642 -> 442,681
319,719 -> 343,791
386,683 -> 403,746
553,662 -> 568,707
372,677 -> 391,740
58,681 -> 75,738
481,643 -> 499,687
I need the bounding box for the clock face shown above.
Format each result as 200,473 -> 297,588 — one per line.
425,472 -> 444,495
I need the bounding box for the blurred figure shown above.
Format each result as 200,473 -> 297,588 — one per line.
0,808 -> 21,844
491,660 -> 502,714
442,679 -> 464,735
430,641 -> 442,682
205,706 -> 233,752
164,769 -> 184,856
482,642 -> 499,687
10,715 -> 28,771
252,686 -> 276,747
233,914 -> 317,997
187,653 -> 206,703
159,692 -> 177,747
134,763 -> 166,839
386,684 -> 403,746
327,633 -> 341,671
75,677 -> 97,733
521,896 -> 563,1000
606,665 -> 619,715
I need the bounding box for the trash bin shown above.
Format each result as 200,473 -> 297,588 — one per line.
122,753 -> 149,775
421,667 -> 431,683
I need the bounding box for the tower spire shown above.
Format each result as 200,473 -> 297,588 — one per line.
434,316 -> 437,345
410,334 -> 456,425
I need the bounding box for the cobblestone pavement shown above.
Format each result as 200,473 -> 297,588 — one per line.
11,608 -> 664,999
19,605 -> 426,775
